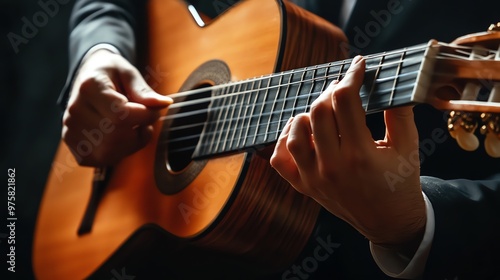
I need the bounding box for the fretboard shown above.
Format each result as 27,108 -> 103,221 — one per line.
193,43 -> 431,158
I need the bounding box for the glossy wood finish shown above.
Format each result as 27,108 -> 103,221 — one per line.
427,31 -> 500,111
33,0 -> 348,279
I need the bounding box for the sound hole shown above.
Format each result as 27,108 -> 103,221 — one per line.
154,59 -> 231,195
167,84 -> 211,172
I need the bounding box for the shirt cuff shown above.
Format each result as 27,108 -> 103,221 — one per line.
369,192 -> 435,279
80,43 -> 121,66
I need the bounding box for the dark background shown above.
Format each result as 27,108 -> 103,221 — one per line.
1,0 -> 500,279
0,1 -> 236,279
1,0 -> 73,279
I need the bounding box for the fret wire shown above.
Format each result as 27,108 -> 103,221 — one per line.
304,65 -> 318,116
294,67 -> 307,115
221,83 -> 238,151
252,77 -> 272,145
265,71 -> 286,142
163,56 -> 424,115
389,49 -> 407,106
365,53 -> 385,111
226,83 -> 241,149
206,87 -> 226,154
336,60 -> 344,82
242,78 -> 261,147
236,80 -> 253,149
167,82 -> 419,153
214,84 -> 234,153
228,82 -> 245,150
276,69 -> 295,140
165,67 -> 422,129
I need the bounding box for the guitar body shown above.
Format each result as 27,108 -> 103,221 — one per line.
33,0 -> 348,279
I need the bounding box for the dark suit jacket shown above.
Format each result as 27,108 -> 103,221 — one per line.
59,0 -> 500,279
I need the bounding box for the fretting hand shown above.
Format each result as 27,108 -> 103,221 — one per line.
270,56 -> 426,250
62,49 -> 172,166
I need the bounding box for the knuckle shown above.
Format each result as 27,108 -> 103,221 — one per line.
310,99 -> 330,121
119,65 -> 139,81
285,135 -> 302,154
65,96 -> 84,116
332,83 -> 351,100
269,154 -> 284,170
79,71 -> 117,95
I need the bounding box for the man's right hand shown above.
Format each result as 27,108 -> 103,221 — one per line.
62,49 -> 172,166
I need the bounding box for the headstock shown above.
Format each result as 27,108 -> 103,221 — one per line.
428,23 -> 500,157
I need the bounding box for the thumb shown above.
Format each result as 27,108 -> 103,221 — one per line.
120,67 -> 173,107
384,106 -> 419,154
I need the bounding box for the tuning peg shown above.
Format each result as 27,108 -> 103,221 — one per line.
480,113 -> 500,158
488,22 -> 500,32
484,132 -> 500,158
448,110 -> 480,151
455,127 -> 480,151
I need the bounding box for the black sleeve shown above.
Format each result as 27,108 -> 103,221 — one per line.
57,0 -> 143,109
421,175 -> 500,279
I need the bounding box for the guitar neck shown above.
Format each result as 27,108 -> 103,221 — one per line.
193,43 -> 434,158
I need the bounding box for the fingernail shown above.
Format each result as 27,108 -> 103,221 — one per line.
160,95 -> 174,104
352,55 -> 363,65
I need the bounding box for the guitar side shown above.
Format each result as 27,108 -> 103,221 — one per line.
33,0 -> 348,279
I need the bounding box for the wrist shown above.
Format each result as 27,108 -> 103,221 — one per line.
368,194 -> 427,251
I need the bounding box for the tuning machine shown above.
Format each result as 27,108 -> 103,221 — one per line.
480,112 -> 500,157
448,110 -> 480,151
447,111 -> 500,158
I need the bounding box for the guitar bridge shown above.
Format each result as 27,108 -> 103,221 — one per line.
77,167 -> 112,235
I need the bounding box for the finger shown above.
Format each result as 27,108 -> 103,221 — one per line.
384,106 -> 419,154
310,80 -> 341,162
332,56 -> 373,149
119,67 -> 172,108
78,74 -> 128,118
78,79 -> 161,128
120,101 -> 163,127
286,114 -> 316,174
270,118 -> 301,185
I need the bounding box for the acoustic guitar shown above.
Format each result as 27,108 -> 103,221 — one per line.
33,0 -> 500,279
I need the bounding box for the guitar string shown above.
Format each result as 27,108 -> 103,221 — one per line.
159,47 -> 489,150
159,42 -> 497,128
160,42 -> 496,119
159,56 -> 424,122
155,43 -> 497,154
164,83 -> 417,152
160,42 -> 496,103
168,81 -> 495,154
163,45 -> 428,111
164,69 -> 420,136
161,80 -> 418,152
